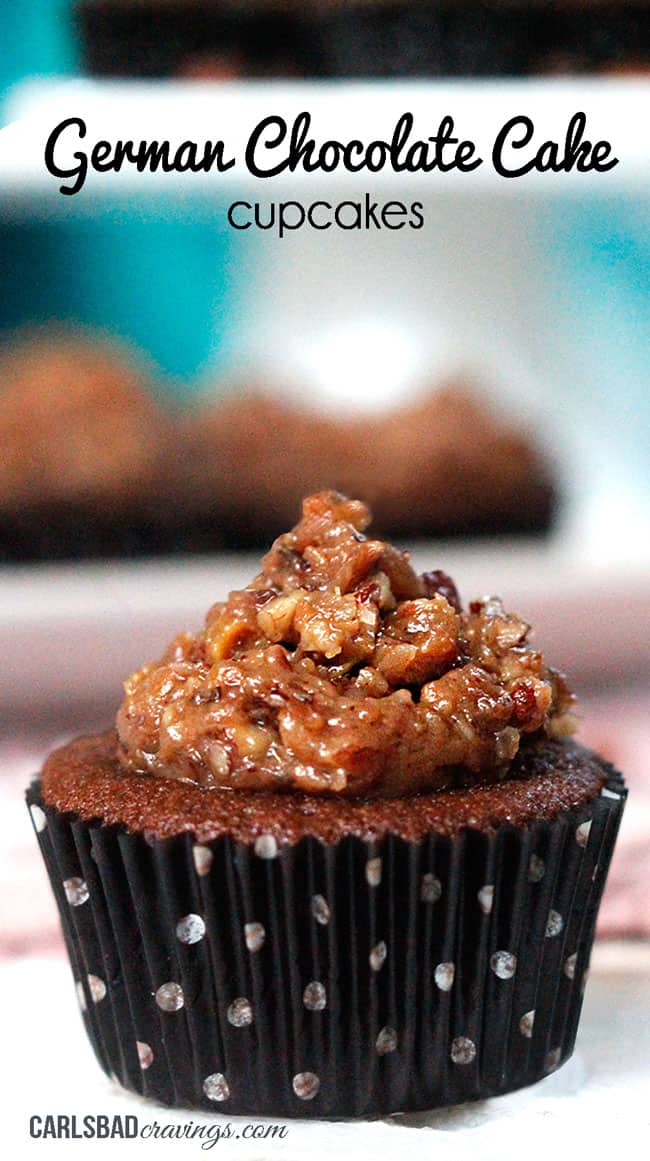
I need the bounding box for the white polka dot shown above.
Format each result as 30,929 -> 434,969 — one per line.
192,845 -> 213,876
293,1072 -> 320,1100
576,820 -> 592,848
311,894 -> 331,925
545,910 -> 564,938
254,834 -> 278,859
87,974 -> 106,1004
564,953 -> 577,980
434,962 -> 455,991
203,1073 -> 230,1102
420,873 -> 442,904
30,804 -> 47,833
490,951 -> 517,980
244,922 -> 265,952
63,877 -> 89,907
303,982 -> 327,1011
369,941 -> 387,972
75,980 -> 87,1012
478,885 -> 494,915
365,857 -> 383,887
227,998 -> 253,1027
528,854 -> 545,883
136,1041 -> 154,1069
545,1047 -> 561,1072
155,982 -> 184,1012
519,1010 -> 535,1038
376,1027 -> 398,1055
450,1036 -> 476,1065
175,914 -> 206,945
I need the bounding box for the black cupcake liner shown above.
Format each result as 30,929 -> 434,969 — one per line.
26,766 -> 625,1117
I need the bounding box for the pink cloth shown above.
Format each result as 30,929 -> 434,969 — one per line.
578,688 -> 650,938
2,689 -> 649,960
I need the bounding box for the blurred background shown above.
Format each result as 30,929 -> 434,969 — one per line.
0,1 -> 649,1094
1,2 -> 650,563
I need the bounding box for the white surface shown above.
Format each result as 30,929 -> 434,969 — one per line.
1,530 -> 649,708
4,950 -> 649,1161
2,78 -> 649,195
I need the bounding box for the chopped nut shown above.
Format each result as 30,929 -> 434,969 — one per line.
257,591 -> 302,641
229,724 -> 269,761
207,742 -> 231,779
116,491 -> 574,797
421,569 -> 461,611
375,596 -> 459,686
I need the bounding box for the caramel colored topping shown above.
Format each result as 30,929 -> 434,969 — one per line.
116,492 -> 576,797
41,733 -> 605,844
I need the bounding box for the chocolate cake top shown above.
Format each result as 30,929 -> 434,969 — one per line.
41,733 -> 604,843
115,491 -> 576,798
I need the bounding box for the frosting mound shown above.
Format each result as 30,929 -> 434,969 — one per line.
116,491 -> 576,797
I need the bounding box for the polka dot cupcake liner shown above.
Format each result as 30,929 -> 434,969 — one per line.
26,765 -> 625,1117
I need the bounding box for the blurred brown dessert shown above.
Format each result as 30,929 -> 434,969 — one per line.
0,332 -> 557,560
180,384 -> 556,545
0,334 -> 179,560
76,1 -> 650,80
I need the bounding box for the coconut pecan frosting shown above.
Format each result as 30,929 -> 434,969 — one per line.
117,492 -> 576,797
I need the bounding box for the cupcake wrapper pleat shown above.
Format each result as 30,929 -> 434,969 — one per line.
26,766 -> 626,1117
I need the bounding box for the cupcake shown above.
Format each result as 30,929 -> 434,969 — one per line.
27,491 -> 625,1116
76,1 -> 650,79
181,384 -> 556,547
0,332 -> 179,561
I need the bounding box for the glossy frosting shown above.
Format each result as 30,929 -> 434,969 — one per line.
115,492 -> 576,798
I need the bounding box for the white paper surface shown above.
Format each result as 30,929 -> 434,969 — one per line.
5,956 -> 649,1161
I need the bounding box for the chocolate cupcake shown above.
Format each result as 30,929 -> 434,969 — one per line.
181,385 -> 556,547
28,492 -> 625,1116
0,332 -> 180,561
76,1 -> 650,80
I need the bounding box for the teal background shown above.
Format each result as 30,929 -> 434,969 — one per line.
0,3 -> 238,392
0,3 -> 648,453
0,203 -> 241,394
0,3 -> 78,103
